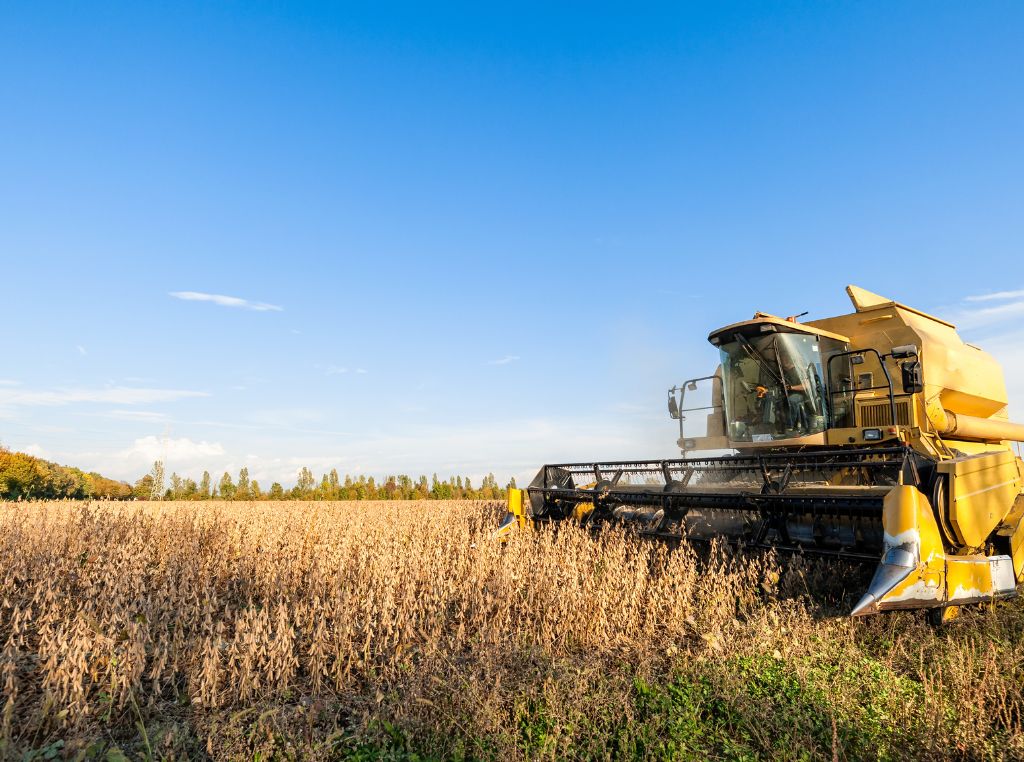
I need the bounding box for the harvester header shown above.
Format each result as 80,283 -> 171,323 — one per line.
498,286 -> 1024,620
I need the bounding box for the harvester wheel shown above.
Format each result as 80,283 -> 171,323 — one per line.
927,605 -> 960,627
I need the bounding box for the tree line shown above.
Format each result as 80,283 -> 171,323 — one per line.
0,447 -> 132,500
0,447 -> 515,502
134,461 -> 514,501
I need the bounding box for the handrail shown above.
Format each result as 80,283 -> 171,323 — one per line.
825,349 -> 897,428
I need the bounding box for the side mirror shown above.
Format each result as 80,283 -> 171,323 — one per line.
901,361 -> 924,394
668,394 -> 681,420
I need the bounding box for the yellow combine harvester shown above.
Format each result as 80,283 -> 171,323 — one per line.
498,286 -> 1024,620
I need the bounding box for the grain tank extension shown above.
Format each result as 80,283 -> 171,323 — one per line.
497,286 -> 1024,620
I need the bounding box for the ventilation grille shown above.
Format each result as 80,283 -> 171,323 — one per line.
859,400 -> 911,427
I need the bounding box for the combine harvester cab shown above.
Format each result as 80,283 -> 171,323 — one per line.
497,286 -> 1024,620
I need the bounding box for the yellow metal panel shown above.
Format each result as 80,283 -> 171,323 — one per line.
946,555 -> 1016,602
508,488 -> 533,528
1010,517 -> 1024,582
938,451 -> 1021,548
871,486 -> 945,610
573,502 -> 595,521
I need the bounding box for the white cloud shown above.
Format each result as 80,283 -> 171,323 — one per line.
326,365 -> 348,375
958,301 -> 1024,330
21,443 -> 49,459
123,435 -> 225,462
169,291 -> 283,312
0,379 -> 19,387
0,386 -> 209,408
947,293 -> 1024,331
355,368 -> 368,374
488,355 -> 520,366
76,345 -> 87,356
965,289 -> 1024,303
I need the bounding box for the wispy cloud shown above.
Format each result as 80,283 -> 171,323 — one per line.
488,355 -> 520,366
76,345 -> 87,356
355,368 -> 368,374
325,365 -> 348,375
83,410 -> 172,423
169,291 -> 283,312
965,289 -> 1024,303
944,288 -> 1024,331
0,386 -> 209,408
0,379 -> 19,387
951,299 -> 1024,330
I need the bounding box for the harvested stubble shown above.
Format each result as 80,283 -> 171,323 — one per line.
1,500 -> 1024,760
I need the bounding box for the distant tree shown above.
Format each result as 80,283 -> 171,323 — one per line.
430,476 -> 453,500
133,474 -> 155,500
236,467 -> 250,500
269,482 -> 284,499
169,472 -> 183,500
329,468 -> 340,490
218,472 -> 235,499
88,472 -> 132,499
199,471 -> 211,499
250,480 -> 262,499
296,467 -> 315,495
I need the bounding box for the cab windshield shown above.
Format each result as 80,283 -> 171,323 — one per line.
718,330 -> 846,442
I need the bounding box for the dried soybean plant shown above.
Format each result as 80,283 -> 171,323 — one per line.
0,501 -> 770,742
2,499 -> 1020,759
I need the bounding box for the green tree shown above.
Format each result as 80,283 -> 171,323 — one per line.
169,472 -> 183,500
430,476 -> 453,500
132,474 -> 155,500
199,471 -> 211,499
218,472 -> 235,499
236,467 -> 251,500
296,467 -> 315,495
269,482 -> 284,499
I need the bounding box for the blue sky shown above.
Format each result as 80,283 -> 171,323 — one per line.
2,2 -> 1022,486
